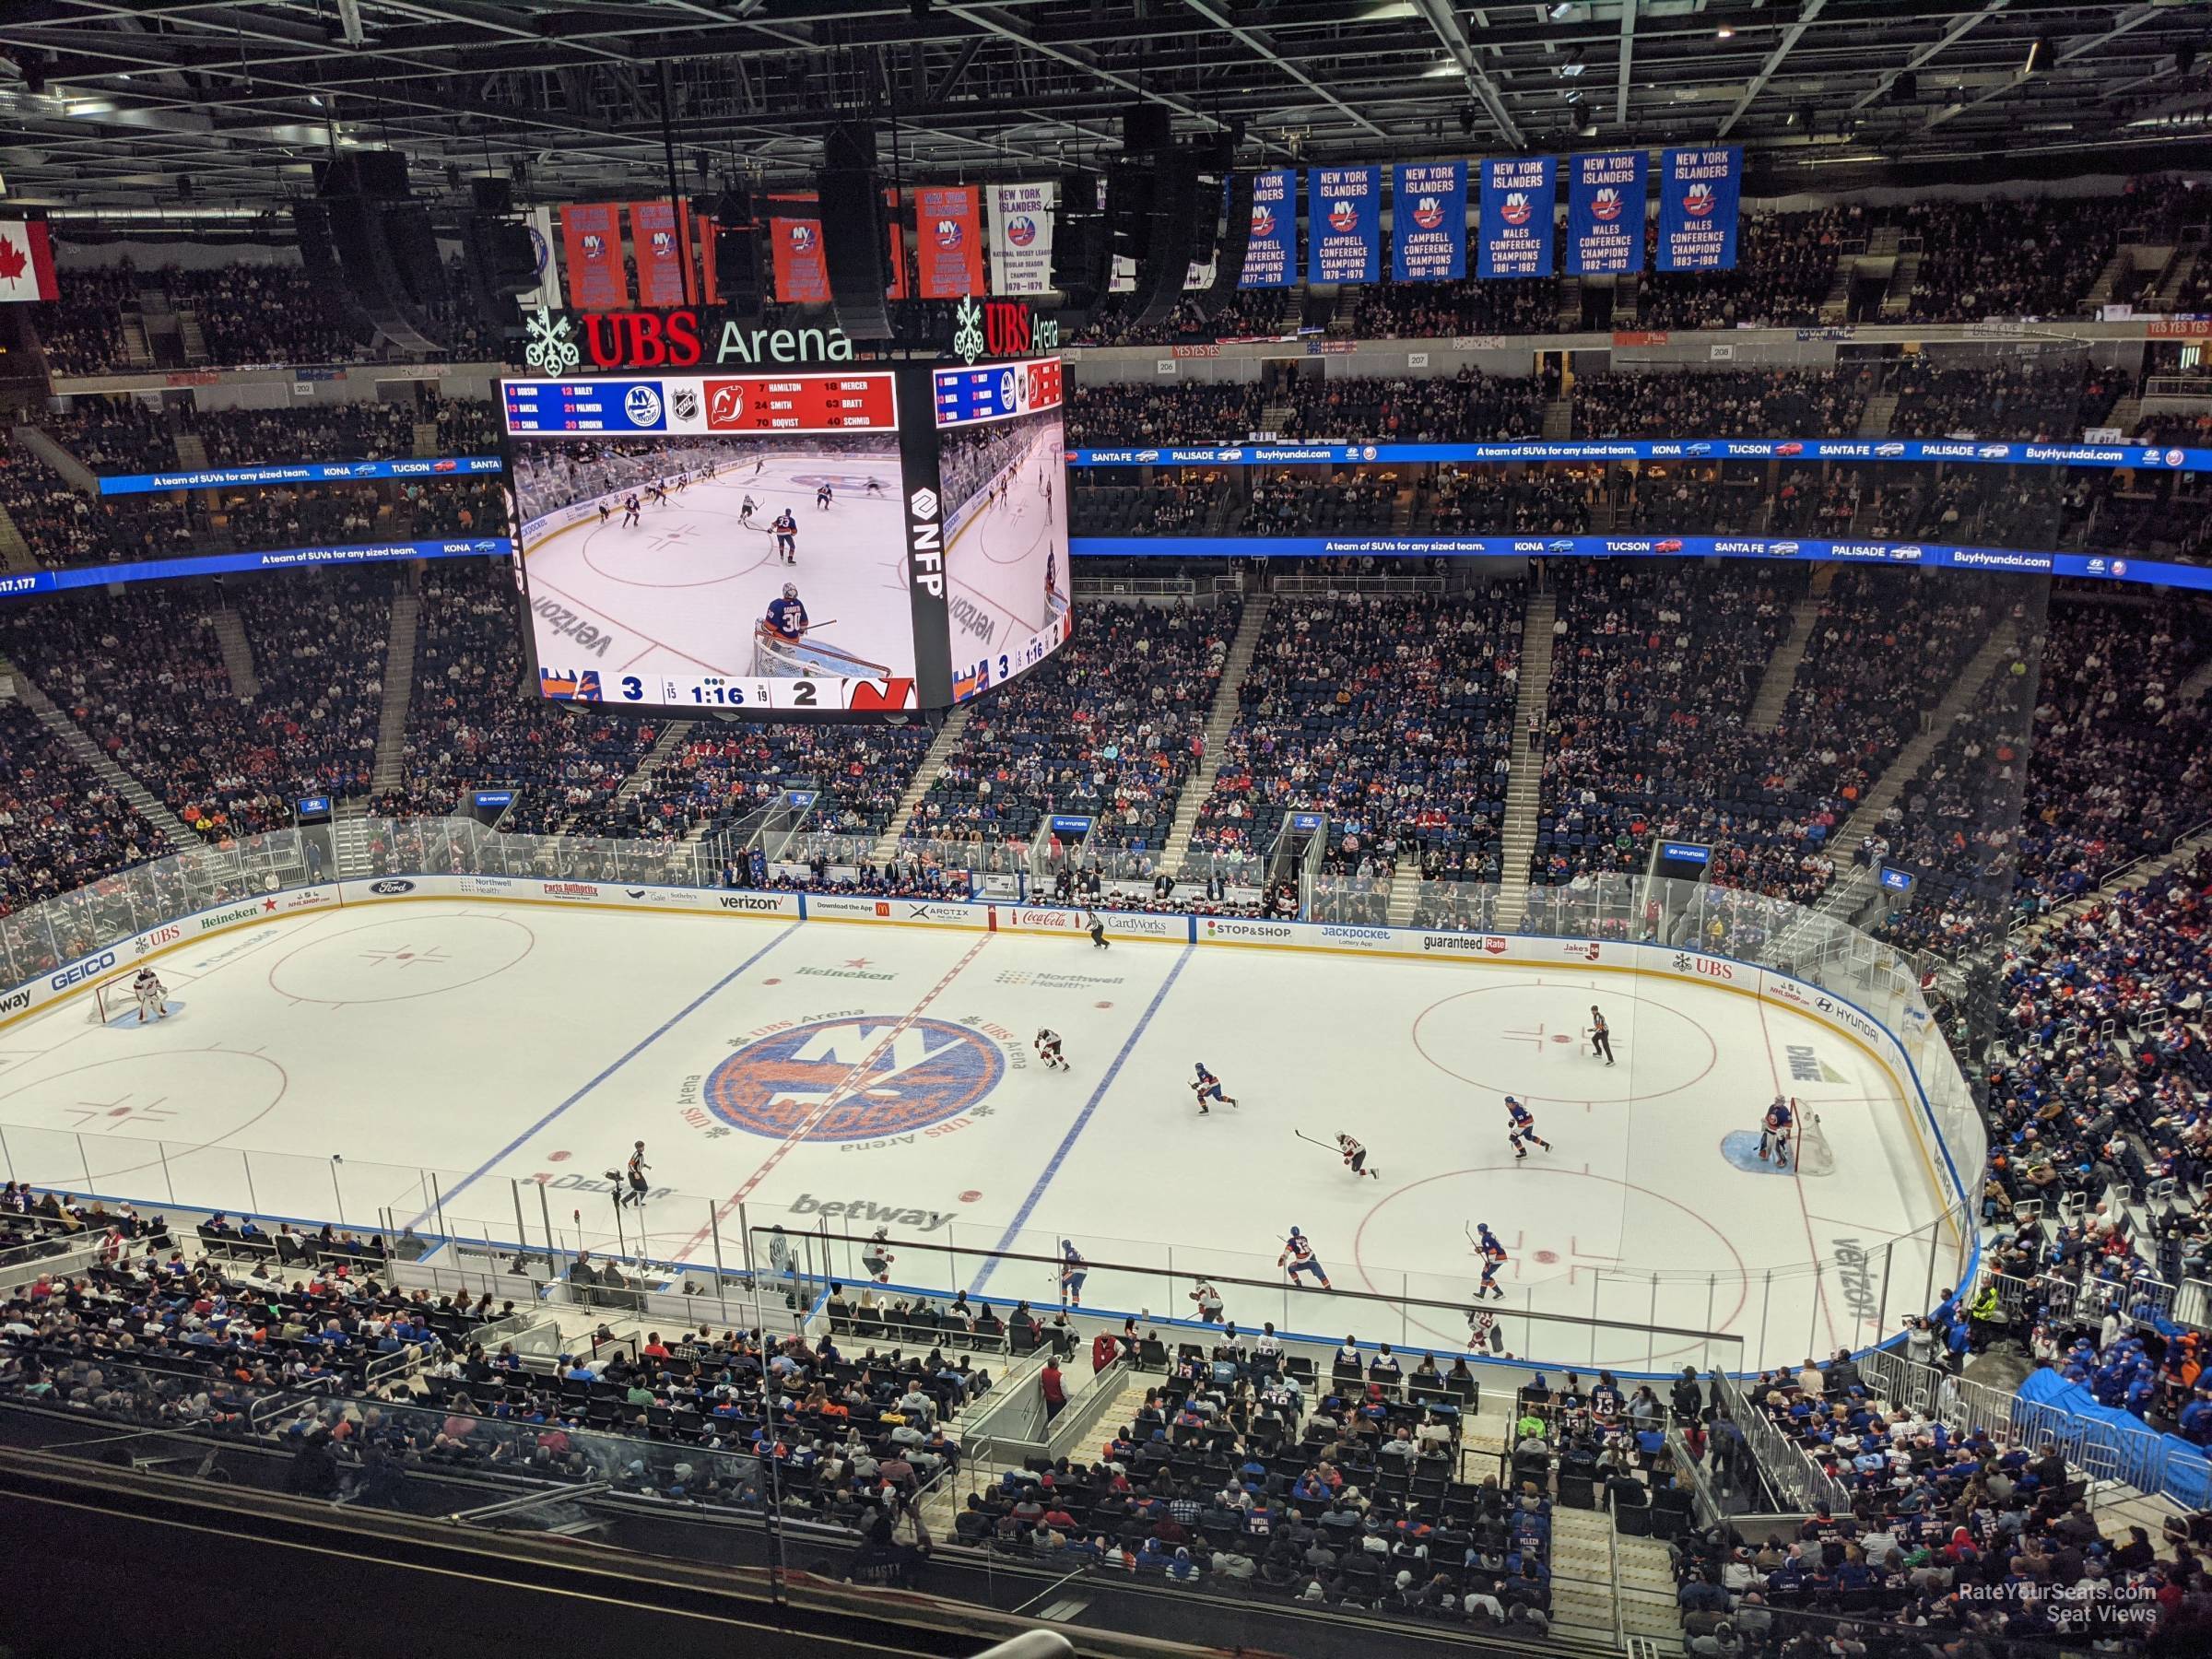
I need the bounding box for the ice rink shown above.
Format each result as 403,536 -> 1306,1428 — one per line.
522,447 -> 914,683
0,902 -> 1963,1371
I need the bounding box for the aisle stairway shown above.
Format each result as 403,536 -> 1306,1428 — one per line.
171,431 -> 208,471
369,589 -> 420,797
1160,595 -> 1272,874
0,501 -> 33,572
1493,589 -> 1557,931
208,604 -> 260,700
0,649 -> 195,853
1747,578 -> 1832,730
8,425 -> 96,493
607,719 -> 699,818
869,707 -> 972,864
1854,392 -> 1899,439
1542,396 -> 1574,440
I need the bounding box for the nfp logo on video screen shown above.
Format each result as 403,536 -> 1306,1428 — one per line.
704,1016 -> 1005,1141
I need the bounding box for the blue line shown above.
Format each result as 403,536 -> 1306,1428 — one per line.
406,921 -> 800,1231
971,944 -> 1194,1295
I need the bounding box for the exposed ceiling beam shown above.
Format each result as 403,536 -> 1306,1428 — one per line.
1716,0 -> 1828,141
1922,2 -> 2160,131
1181,0 -> 1387,141
1410,0 -> 1523,148
1616,0 -> 1635,127
1850,0 -> 2008,112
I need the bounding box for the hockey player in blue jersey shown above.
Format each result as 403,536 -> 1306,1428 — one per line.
1191,1064 -> 1238,1114
1058,1240 -> 1088,1307
1504,1095 -> 1552,1159
815,481 -> 834,510
1277,1226 -> 1332,1290
772,508 -> 799,564
1475,1222 -> 1507,1300
765,583 -> 808,643
1759,1095 -> 1795,1170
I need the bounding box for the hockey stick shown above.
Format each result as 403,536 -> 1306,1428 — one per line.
1292,1130 -> 1336,1152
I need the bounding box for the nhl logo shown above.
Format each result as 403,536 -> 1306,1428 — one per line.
1328,197 -> 1359,233
1412,195 -> 1446,230
1684,182 -> 1716,218
671,385 -> 700,422
1591,187 -> 1623,221
1501,192 -> 1533,227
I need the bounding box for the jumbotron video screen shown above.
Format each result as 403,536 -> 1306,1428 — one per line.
501,357 -> 1070,716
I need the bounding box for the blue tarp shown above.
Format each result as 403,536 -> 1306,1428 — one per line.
2017,1367 -> 2212,1508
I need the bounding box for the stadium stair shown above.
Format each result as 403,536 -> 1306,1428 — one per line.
2179,650 -> 2212,707
1545,1506 -> 1685,1652
1814,614 -> 2020,924
2107,395 -> 2144,439
369,588 -> 420,798
0,501 -> 34,573
0,648 -> 196,853
2021,820 -> 2212,942
1386,863 -> 1422,926
869,705 -> 972,865
117,315 -> 155,371
1542,396 -> 1574,441
1258,400 -> 1294,434
1854,393 -> 1899,439
1819,258 -> 1856,324
1555,275 -> 1583,330
1160,594 -> 1271,874
208,604 -> 261,700
2152,251 -> 2199,311
1879,252 -> 1922,319
412,421 -> 441,459
1747,576 -> 1833,731
609,719 -> 698,815
1615,271 -> 1640,321
176,309 -> 210,365
1492,587 -> 1558,932
171,431 -> 208,471
331,813 -> 376,877
7,424 -> 97,494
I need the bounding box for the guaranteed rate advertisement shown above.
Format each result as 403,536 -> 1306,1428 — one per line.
504,368 -> 932,715
930,358 -> 1073,702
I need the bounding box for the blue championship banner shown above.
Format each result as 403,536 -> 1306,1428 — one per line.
1393,161 -> 1467,283
1566,152 -> 1646,276
1657,146 -> 1742,271
1240,171 -> 1297,288
1477,157 -> 1557,278
1308,165 -> 1382,285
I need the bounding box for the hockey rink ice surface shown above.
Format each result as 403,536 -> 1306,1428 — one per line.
523,450 -> 913,681
943,429 -> 1066,664
0,904 -> 1959,1372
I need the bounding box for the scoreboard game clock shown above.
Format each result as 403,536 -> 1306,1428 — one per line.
501,352 -> 1069,720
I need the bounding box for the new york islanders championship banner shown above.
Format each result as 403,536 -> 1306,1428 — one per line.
1308,166 -> 1381,285
1477,157 -> 1557,278
1566,151 -> 1646,276
987,181 -> 1055,295
559,204 -> 626,310
1392,161 -> 1467,282
917,184 -> 984,300
767,193 -> 908,304
1240,171 -> 1296,288
630,201 -> 688,306
1657,146 -> 1742,272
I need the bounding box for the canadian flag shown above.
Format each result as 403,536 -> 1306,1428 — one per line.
0,220 -> 58,304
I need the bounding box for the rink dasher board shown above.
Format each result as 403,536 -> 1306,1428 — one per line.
1,877 -> 1963,1195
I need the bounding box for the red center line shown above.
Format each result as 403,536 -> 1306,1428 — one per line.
670,932 -> 994,1263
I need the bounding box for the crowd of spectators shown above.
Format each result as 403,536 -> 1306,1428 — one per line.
187,395 -> 499,466
32,396 -> 179,471
0,701 -> 170,917
1065,382 -> 1265,448
903,598 -> 1239,856
1351,275 -> 1562,341
1887,359 -> 2134,442
1192,585 -> 1524,883
1235,471 -> 1405,535
1573,368 -> 1873,441
609,723 -> 933,844
1280,368 -> 1552,442
1423,469 -> 1594,536
1895,191 -> 2182,325
1638,208 -> 1858,332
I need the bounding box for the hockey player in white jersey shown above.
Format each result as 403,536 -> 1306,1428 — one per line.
130,967 -> 169,1024
1034,1029 -> 1068,1072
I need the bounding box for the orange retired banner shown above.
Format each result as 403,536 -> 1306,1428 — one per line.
560,204 -> 626,309
631,201 -> 688,305
915,184 -> 983,300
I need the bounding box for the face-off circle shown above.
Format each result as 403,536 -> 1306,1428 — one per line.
704,1016 -> 1003,1142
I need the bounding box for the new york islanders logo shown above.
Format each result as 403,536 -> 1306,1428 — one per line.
650,230 -> 677,257
1412,195 -> 1446,230
705,1017 -> 1003,1141
1591,187 -> 1624,222
935,217 -> 963,248
789,223 -> 818,253
581,233 -> 607,261
1252,205 -> 1277,239
1006,215 -> 1037,248
1328,197 -> 1359,233
1684,182 -> 1717,218
1501,192 -> 1533,227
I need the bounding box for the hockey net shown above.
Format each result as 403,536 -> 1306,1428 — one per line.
87,971 -> 156,1026
1795,1109 -> 1837,1177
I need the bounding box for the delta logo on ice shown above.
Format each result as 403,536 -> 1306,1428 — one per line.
1006,215 -> 1037,248
1328,197 -> 1359,234
705,1016 -> 1004,1141
1684,182 -> 1717,218
935,218 -> 964,249
1591,187 -> 1624,222
1252,205 -> 1277,239
1501,192 -> 1533,227
1411,195 -> 1446,230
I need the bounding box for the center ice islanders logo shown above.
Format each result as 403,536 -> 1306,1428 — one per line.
1685,182 -> 1717,218
1006,215 -> 1037,248
1412,195 -> 1445,230
705,1017 -> 1003,1141
1591,187 -> 1624,221
1328,197 -> 1359,234
1501,192 -> 1533,227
